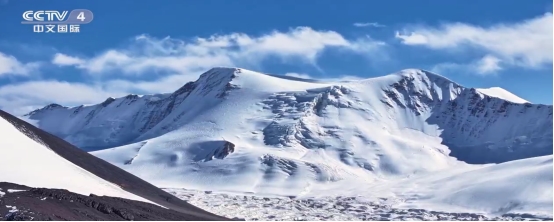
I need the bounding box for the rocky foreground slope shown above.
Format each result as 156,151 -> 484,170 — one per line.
0,182 -> 233,221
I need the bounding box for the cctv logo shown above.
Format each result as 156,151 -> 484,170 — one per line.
22,10 -> 69,22
22,9 -> 92,24
22,9 -> 93,33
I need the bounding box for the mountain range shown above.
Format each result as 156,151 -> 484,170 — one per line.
12,67 -> 554,217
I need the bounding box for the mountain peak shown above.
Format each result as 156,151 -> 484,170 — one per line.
190,67 -> 241,98
198,67 -> 240,82
25,103 -> 67,116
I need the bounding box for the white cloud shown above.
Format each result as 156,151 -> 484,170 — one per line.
353,22 -> 386,28
431,55 -> 503,75
52,27 -> 386,76
0,80 -> 130,115
396,13 -> 553,70
0,52 -> 40,76
52,53 -> 86,66
395,32 -> 428,44
475,55 -> 502,74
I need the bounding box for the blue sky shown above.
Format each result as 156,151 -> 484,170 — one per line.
0,0 -> 552,114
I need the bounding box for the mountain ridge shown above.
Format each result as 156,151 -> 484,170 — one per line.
25,67 -> 540,115
21,67 -> 551,162
25,67 -> 537,116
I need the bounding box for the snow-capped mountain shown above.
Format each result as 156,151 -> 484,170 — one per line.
0,110 -> 228,220
21,67 -> 553,216
25,68 -> 552,162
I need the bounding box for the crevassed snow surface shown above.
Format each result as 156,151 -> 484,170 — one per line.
476,87 -> 529,104
164,155 -> 552,220
0,116 -> 151,204
25,67 -> 553,217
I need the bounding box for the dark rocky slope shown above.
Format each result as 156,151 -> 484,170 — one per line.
0,182 -> 234,221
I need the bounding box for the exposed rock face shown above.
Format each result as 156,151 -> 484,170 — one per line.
191,140 -> 236,162
216,141 -> 235,159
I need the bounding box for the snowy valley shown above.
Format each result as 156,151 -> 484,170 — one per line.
18,67 -> 553,220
